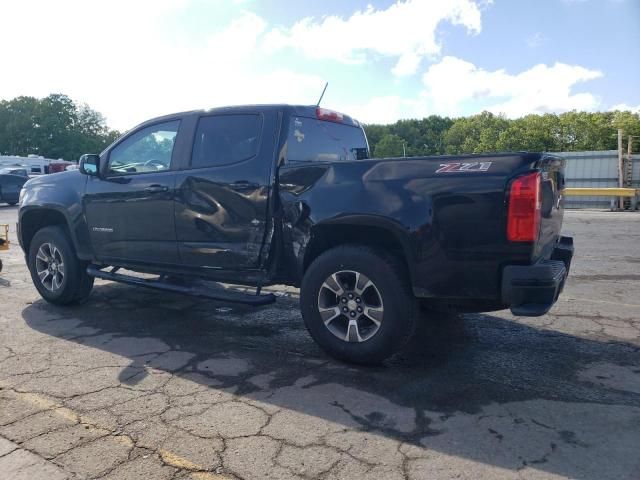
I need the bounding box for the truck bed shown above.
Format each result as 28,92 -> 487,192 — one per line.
279,152 -> 566,302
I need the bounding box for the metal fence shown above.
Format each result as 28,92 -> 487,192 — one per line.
553,150 -> 640,209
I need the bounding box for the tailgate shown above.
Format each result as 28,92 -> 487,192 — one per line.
533,154 -> 566,260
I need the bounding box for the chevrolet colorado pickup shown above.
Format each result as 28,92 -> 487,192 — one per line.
17,105 -> 573,363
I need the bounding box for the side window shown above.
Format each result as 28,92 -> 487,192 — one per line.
107,120 -> 180,175
191,114 -> 262,168
287,117 -> 370,163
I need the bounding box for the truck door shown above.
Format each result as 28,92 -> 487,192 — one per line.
173,109 -> 277,270
84,120 -> 182,264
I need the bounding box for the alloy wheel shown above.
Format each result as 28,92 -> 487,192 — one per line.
317,270 -> 384,343
35,243 -> 65,292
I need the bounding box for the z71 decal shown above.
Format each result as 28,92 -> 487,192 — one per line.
435,161 -> 492,173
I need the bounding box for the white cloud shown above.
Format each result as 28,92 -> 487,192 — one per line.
610,103 -> 640,113
337,57 -> 604,124
0,3 -> 324,131
263,0 -> 486,77
339,95 -> 426,125
206,12 -> 267,65
0,1 -> 607,131
420,56 -> 603,118
526,32 -> 546,48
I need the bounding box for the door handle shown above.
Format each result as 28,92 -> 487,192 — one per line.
145,184 -> 169,193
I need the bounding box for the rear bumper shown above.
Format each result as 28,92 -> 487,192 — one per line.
502,236 -> 574,316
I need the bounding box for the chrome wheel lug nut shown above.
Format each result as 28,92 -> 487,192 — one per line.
348,293 -> 354,299
350,311 -> 356,317
356,297 -> 361,303
342,297 -> 347,303
357,306 -> 362,313
342,307 -> 348,313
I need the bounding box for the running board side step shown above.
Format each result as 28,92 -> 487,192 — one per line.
86,265 -> 276,306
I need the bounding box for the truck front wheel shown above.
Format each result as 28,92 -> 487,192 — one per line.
27,226 -> 94,305
300,245 -> 416,364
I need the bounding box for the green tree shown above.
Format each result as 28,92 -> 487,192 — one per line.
374,133 -> 405,157
364,109 -> 640,156
362,124 -> 388,154
0,94 -> 119,160
496,114 -> 561,152
389,119 -> 420,155
0,96 -> 41,156
3,93 -> 639,161
418,115 -> 454,155
364,115 -> 454,157
556,111 -> 616,151
611,110 -> 640,137
443,111 -> 509,154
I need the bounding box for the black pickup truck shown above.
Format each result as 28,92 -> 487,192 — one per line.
17,105 -> 573,363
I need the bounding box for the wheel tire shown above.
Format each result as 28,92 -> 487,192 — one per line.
28,226 -> 94,305
300,245 -> 416,365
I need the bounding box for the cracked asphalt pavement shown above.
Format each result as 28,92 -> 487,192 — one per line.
1,205 -> 639,480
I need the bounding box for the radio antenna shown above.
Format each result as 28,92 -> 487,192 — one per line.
316,82 -> 328,106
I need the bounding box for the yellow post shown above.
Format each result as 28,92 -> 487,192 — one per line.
0,224 -> 9,251
564,187 -> 637,197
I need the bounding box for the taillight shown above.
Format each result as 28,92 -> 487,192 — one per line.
316,107 -> 343,123
507,171 -> 541,242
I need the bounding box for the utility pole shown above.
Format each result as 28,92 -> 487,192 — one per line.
628,135 -> 634,187
626,135 -> 634,209
618,129 -> 624,210
402,141 -> 406,157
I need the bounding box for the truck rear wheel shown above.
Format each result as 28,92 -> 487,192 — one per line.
27,226 -> 94,305
300,245 -> 416,364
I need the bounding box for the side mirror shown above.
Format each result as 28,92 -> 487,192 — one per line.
79,154 -> 101,177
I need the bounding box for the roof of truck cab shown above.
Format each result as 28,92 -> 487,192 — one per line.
132,104 -> 361,130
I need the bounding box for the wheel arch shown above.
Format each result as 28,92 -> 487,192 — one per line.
301,217 -> 414,282
299,239 -> 417,364
20,207 -> 76,256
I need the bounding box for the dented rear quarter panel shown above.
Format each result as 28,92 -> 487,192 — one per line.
279,152 -> 547,300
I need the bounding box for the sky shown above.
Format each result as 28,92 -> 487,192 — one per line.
1,0 -> 638,130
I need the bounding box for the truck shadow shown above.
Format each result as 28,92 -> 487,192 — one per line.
23,282 -> 640,480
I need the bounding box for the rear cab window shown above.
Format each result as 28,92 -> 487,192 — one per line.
286,116 -> 369,164
190,114 -> 263,168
